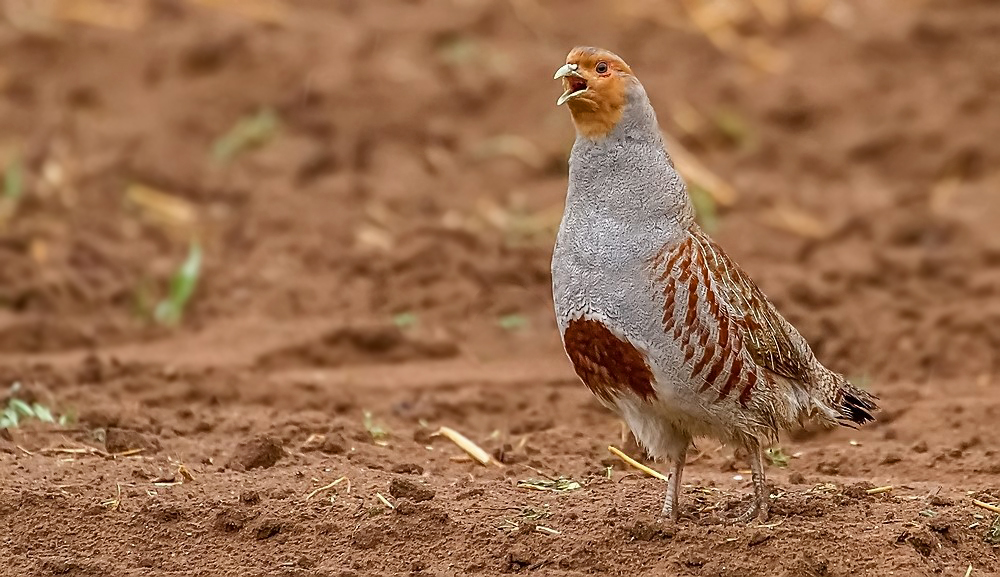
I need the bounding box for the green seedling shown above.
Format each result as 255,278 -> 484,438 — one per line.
498,314 -> 528,331
392,312 -> 418,329
765,446 -> 790,468
0,156 -> 24,226
436,34 -> 479,66
986,515 -> 1000,545
711,107 -> 754,149
0,383 -> 65,429
4,157 -> 23,202
362,411 -> 389,446
154,241 -> 202,326
212,108 -> 279,163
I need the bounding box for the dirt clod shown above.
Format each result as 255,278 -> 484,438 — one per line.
625,516 -> 675,541
389,478 -> 435,502
104,427 -> 161,454
302,433 -> 347,454
227,435 -> 284,471
899,528 -> 938,557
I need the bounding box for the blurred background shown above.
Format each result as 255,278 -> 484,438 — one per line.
1,0 -> 999,384
1,1 -> 1000,573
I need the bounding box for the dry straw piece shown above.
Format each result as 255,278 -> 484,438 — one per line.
376,493 -> 395,509
305,476 -> 347,501
608,446 -> 669,482
865,486 -> 893,495
435,426 -> 495,466
972,499 -> 1000,515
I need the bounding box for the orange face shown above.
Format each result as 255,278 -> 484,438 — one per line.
554,47 -> 635,139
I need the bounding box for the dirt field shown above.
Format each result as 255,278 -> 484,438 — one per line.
1,0 -> 999,575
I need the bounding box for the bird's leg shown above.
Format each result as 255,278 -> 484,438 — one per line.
660,439 -> 689,522
661,449 -> 686,521
731,442 -> 770,524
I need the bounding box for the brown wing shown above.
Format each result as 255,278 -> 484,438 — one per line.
651,226 -> 811,406
691,230 -> 811,383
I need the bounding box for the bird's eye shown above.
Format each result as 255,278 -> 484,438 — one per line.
595,61 -> 609,74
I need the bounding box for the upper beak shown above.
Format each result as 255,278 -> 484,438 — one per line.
554,63 -> 587,106
553,63 -> 584,80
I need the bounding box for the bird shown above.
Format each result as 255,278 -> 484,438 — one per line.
550,46 -> 879,523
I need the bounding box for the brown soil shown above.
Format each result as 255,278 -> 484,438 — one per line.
1,1 -> 1000,575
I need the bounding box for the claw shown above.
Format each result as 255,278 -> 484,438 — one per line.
728,498 -> 770,524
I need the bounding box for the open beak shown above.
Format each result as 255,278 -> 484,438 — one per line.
554,63 -> 587,106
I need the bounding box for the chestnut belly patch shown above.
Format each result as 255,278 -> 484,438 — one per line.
563,318 -> 656,403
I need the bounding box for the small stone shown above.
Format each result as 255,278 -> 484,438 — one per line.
929,494 -> 953,507
254,519 -> 282,540
413,428 -> 434,445
788,472 -> 806,484
881,452 -> 903,465
240,490 -> 261,505
912,441 -> 929,453
748,530 -> 772,546
507,544 -> 535,570
816,461 -> 840,475
228,435 -> 284,471
388,477 -> 435,502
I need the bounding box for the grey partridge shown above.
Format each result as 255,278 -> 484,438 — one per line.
550,46 -> 878,523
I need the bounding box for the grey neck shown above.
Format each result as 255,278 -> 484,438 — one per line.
566,82 -> 695,232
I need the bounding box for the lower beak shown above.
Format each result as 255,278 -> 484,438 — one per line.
553,63 -> 587,106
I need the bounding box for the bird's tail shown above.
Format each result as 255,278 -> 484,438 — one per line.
815,368 -> 879,428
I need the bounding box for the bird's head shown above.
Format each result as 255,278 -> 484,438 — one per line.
554,46 -> 638,139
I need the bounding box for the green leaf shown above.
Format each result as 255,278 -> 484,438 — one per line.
362,410 -> 389,445
3,157 -> 23,201
9,398 -> 34,418
32,403 -> 55,423
59,408 -> 77,426
212,108 -> 279,163
3,406 -> 19,427
392,312 -> 418,328
154,241 -> 202,326
712,106 -> 754,149
498,314 -> 527,331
